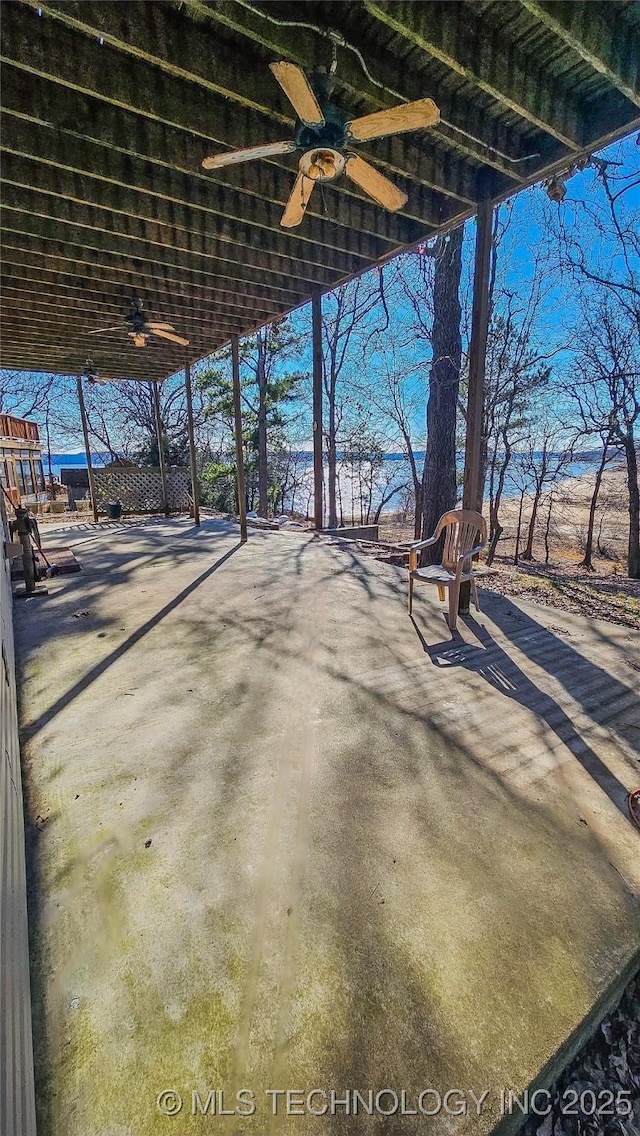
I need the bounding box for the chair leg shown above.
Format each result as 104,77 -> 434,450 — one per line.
448,582 -> 458,632
437,585 -> 445,603
408,574 -> 414,614
471,578 -> 480,611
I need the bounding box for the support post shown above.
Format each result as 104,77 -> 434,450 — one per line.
460,196 -> 494,613
152,380 -> 170,517
76,374 -> 99,522
231,335 -> 247,543
184,359 -> 200,527
312,287 -> 324,530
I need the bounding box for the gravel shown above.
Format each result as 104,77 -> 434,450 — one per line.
521,973 -> 640,1136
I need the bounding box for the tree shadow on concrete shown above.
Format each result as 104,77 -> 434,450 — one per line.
20,541 -> 243,743
410,594 -> 639,825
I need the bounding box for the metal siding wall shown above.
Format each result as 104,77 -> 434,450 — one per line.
0,496 -> 37,1136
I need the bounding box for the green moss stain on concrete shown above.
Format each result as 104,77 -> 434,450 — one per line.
51,972 -> 235,1136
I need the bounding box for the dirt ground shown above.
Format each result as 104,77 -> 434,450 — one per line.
378,466 -> 640,632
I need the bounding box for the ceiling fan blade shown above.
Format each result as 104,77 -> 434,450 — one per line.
269,61 -> 325,126
281,172 -> 315,228
202,140 -> 296,170
345,155 -> 408,212
146,322 -> 175,331
346,97 -> 440,143
87,325 -> 125,334
152,328 -> 190,347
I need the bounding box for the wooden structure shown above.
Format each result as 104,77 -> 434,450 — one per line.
0,414 -> 47,511
92,466 -> 190,513
0,12 -> 639,1128
0,1 -> 639,529
184,360 -> 200,526
0,484 -> 37,1136
231,336 -> 248,543
1,3 -> 638,361
75,378 -> 99,522
408,508 -> 487,631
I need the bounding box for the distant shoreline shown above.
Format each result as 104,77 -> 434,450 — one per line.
49,449 -> 610,510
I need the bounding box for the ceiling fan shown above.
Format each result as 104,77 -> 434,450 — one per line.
81,358 -> 122,384
202,62 -> 439,228
82,357 -> 100,384
88,297 -> 190,348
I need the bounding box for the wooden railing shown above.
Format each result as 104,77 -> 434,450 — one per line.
0,414 -> 40,442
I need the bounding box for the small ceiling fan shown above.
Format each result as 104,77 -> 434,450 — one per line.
81,358 -> 121,384
88,297 -> 189,348
82,357 -> 100,384
202,61 -> 439,228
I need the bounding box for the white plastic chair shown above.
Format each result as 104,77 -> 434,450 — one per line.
408,509 -> 487,631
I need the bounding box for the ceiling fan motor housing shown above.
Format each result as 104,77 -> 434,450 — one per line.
129,310 -> 147,332
294,100 -> 348,152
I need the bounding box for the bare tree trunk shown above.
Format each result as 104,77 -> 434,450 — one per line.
421,226 -> 464,556
413,482 -> 422,539
327,395 -> 338,528
514,491 -> 525,565
597,513 -> 607,556
544,492 -> 553,565
44,410 -> 55,498
486,441 -> 512,565
257,332 -> 268,517
522,489 -> 542,560
624,435 -> 640,578
399,427 -> 422,539
580,445 -> 609,570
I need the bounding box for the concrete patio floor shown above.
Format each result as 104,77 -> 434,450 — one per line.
14,517 -> 640,1136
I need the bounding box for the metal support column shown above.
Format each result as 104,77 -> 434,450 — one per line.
152,381 -> 169,517
76,374 -> 99,522
460,196 -> 494,612
184,360 -> 200,527
231,335 -> 248,543
312,288 -> 324,530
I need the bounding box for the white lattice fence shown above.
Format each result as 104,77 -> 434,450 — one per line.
93,467 -> 190,512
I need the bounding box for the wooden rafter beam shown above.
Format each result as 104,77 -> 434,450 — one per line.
0,296 -> 241,340
0,243 -> 305,308
0,69 -> 468,226
520,0 -> 640,110
0,332 -> 198,362
0,345 -> 204,382
1,304 -> 216,338
0,120 -> 448,252
5,2 -> 486,201
0,279 -> 277,328
0,158 -> 377,281
365,0 -> 584,149
0,201 -> 345,292
186,0 -> 534,183
0,328 -> 213,363
0,300 -> 245,341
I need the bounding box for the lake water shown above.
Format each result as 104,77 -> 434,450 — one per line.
284,453 -> 600,520
50,450 -> 600,517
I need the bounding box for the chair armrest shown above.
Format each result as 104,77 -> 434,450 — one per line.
457,542 -> 485,565
409,534 -> 438,551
